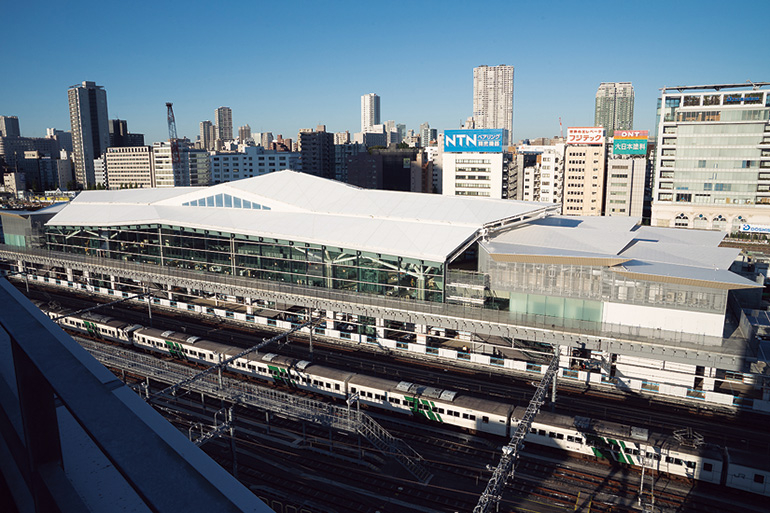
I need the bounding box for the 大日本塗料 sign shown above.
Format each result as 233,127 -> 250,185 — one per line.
613,130 -> 648,155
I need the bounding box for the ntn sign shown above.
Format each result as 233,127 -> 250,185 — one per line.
444,129 -> 506,153
567,127 -> 605,145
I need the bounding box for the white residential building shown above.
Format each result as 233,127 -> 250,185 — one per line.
361,93 -> 381,133
210,146 -> 300,185
473,65 -> 514,138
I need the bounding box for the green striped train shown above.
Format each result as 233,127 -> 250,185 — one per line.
41,305 -> 770,498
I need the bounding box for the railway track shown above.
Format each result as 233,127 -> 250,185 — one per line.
21,283 -> 770,456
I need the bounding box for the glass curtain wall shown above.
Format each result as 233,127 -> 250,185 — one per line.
45,224 -> 445,302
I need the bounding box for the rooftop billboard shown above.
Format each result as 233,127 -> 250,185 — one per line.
444,129 -> 506,153
567,127 -> 605,145
613,130 -> 648,155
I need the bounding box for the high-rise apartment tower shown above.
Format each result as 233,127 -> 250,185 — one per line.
594,82 -> 634,134
361,93 -> 381,133
473,65 -> 514,138
215,107 -> 233,142
68,81 -> 109,188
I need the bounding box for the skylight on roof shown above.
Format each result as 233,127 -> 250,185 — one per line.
182,193 -> 270,210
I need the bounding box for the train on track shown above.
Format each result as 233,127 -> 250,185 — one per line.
41,304 -> 770,497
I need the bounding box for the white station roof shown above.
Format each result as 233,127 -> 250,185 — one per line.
46,171 -> 554,262
483,216 -> 758,290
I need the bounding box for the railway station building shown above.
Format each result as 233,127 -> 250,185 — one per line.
2,170 -> 769,413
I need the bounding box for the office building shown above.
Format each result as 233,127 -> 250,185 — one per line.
397,124 -> 407,143
0,136 -> 58,169
186,148 -> 210,186
215,107 -> 233,142
46,128 -> 73,154
210,146 -> 299,185
361,93 -> 381,133
105,146 -> 155,189
473,65 -> 514,137
152,141 -> 191,188
604,155 -> 646,217
595,82 -> 634,134
108,119 -> 144,147
562,127 -> 607,216
299,127 -> 334,178
346,147 -> 430,192
200,120 -> 215,150
68,81 -> 109,188
261,132 -> 274,149
238,125 -> 252,144
0,116 -> 21,137
334,131 -> 350,145
419,122 -> 437,147
334,142 -> 365,183
652,83 -> 770,232
441,129 -> 511,199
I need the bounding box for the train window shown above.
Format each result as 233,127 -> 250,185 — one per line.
393,399 -> 401,405
538,429 -> 546,436
351,387 -> 357,393
567,436 -> 574,442
530,428 -> 537,434
437,407 -> 443,413
686,461 -> 696,469
556,433 -> 564,440
469,415 -> 475,421
674,458 -> 683,466
548,432 -> 556,438
248,365 -> 255,371
482,416 -> 489,424
575,438 -> 582,445
335,384 -> 340,391
367,392 -> 373,398
754,474 -> 765,484
313,380 -> 318,386
703,463 -> 713,472
665,456 -> 673,464
325,383 -> 330,389
432,407 -> 438,412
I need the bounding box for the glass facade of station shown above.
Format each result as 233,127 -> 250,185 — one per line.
484,258 -> 728,318
45,224 -> 445,302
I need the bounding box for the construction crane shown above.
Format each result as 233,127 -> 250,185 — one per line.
166,102 -> 181,182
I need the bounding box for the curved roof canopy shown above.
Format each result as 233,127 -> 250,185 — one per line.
47,170 -> 555,262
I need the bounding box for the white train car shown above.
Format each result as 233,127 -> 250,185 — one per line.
34,305 -> 770,497
725,448 -> 770,496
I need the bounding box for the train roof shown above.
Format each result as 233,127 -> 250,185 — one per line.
451,394 -> 515,417
134,327 -> 213,346
260,354 -> 355,381
727,447 -> 770,472
519,407 -> 649,442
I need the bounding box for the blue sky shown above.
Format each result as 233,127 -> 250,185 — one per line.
3,0 -> 768,144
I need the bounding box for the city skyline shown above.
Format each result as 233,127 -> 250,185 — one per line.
2,1 -> 767,145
